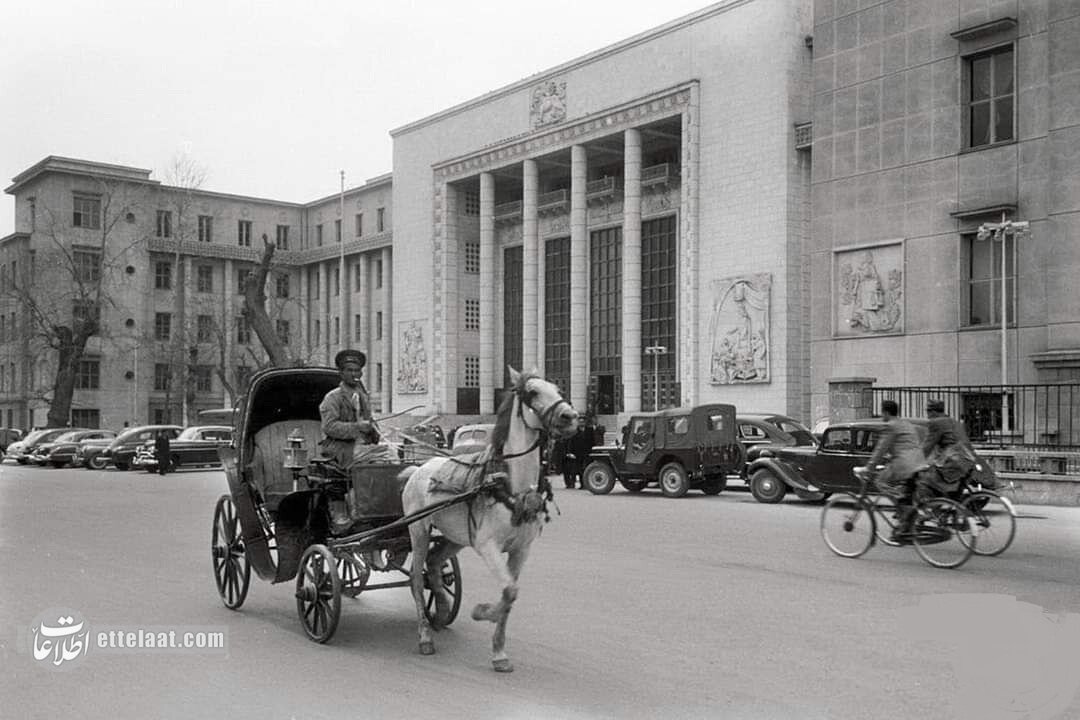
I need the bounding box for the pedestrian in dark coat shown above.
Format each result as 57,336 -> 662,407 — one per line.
154,430 -> 171,476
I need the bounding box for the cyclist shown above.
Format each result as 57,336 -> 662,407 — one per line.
922,399 -> 976,495
859,400 -> 928,539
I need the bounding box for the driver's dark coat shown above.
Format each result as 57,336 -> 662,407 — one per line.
867,418 -> 926,480
318,381 -> 377,466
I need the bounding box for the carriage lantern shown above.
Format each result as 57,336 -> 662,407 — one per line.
283,428 -> 308,470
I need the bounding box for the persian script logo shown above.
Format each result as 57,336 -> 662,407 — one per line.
30,608 -> 91,668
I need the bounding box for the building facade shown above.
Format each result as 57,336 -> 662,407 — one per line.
1,158 -> 395,429
810,0 -> 1080,440
3,0 -> 822,431
390,0 -> 813,424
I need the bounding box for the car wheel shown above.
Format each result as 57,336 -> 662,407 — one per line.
88,456 -> 108,470
658,463 -> 690,498
701,475 -> 726,495
583,461 -> 616,495
620,480 -> 646,493
750,469 -> 787,504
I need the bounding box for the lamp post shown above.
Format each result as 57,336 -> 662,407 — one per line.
644,345 -> 668,411
976,214 -> 1029,437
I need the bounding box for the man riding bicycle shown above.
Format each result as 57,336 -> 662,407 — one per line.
922,399 -> 976,495
858,400 -> 929,539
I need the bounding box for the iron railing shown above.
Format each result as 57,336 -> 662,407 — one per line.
870,384 -> 1080,450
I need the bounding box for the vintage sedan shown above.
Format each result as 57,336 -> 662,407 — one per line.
735,413 -> 817,475
744,419 -> 998,504
134,425 -> 233,471
102,425 -> 183,470
32,429 -> 116,468
73,436 -> 116,469
8,428 -> 82,464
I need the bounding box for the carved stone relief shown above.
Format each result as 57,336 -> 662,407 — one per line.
709,274 -> 771,385
397,320 -> 428,394
834,243 -> 904,336
530,80 -> 567,128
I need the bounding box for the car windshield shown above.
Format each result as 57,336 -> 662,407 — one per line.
54,431 -> 84,442
773,420 -> 815,445
21,429 -> 52,444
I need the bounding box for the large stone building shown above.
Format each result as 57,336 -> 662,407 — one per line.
1,0 -> 817,431
810,0 -> 1080,442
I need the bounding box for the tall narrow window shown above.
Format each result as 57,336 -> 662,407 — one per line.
464,242 -> 480,274
316,224 -> 324,246
355,213 -> 363,237
194,366 -> 213,393
335,219 -> 342,243
376,312 -> 383,340
236,268 -> 251,294
275,273 -> 290,298
590,226 -> 623,414
376,207 -> 385,232
333,268 -> 340,297
154,261 -> 172,290
966,46 -> 1014,148
238,220 -> 252,247
963,232 -> 1015,326
464,298 -> 480,330
154,312 -> 172,340
376,363 -> 383,392
375,258 -> 383,288
196,314 -> 214,342
75,358 -> 100,389
334,316 -> 340,344
198,215 -> 213,242
236,316 -> 251,344
354,314 -> 362,341
275,319 -> 290,345
156,210 -> 173,238
641,216 -> 678,410
275,224 -> 290,250
504,246 -> 523,386
73,250 -> 102,283
544,237 -> 570,393
197,265 -> 213,293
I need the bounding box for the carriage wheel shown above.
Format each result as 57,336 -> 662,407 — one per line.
295,544 -> 342,643
337,551 -> 371,598
211,494 -> 251,610
422,556 -> 462,627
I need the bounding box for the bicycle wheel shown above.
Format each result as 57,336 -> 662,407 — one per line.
912,498 -> 975,569
821,494 -> 875,558
871,494 -> 903,547
962,491 -> 1016,556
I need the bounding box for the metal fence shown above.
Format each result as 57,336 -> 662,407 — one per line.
870,384 -> 1080,450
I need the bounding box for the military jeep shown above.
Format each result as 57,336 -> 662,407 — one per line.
581,404 -> 742,498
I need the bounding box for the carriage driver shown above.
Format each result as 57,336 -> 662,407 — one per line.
319,349 -> 391,468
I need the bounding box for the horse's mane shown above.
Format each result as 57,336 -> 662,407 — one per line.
489,372 -> 540,455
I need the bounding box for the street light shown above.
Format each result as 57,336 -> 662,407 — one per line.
976,214 -> 1029,438
644,345 -> 668,411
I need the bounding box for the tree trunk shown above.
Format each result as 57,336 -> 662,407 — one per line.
46,326 -> 87,427
243,236 -> 291,367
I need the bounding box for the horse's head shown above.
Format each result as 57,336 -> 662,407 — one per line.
508,367 -> 579,440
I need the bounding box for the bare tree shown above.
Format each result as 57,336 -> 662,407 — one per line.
242,235 -> 293,367
6,177 -> 146,427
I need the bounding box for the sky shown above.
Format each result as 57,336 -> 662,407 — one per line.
0,0 -> 719,233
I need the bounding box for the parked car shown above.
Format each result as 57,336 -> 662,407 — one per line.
7,428 -> 80,465
133,425 -> 233,471
102,425 -> 182,470
449,423 -> 495,456
73,436 -> 116,469
0,427 -> 24,455
31,429 -> 116,468
735,413 -> 817,475
744,418 -> 999,504
582,404 -> 742,498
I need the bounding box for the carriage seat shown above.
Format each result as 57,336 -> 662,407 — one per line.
250,420 -> 324,507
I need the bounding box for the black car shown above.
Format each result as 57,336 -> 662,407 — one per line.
735,413 -> 817,475
744,419 -> 998,504
133,425 -> 233,471
103,425 -> 182,470
32,429 -> 116,468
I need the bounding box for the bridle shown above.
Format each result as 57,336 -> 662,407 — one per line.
502,382 -> 573,460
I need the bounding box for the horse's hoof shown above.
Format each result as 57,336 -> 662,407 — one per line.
419,641 -> 435,655
471,603 -> 491,621
492,658 -> 514,673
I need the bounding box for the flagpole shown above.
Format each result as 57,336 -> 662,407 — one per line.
339,170 -> 346,354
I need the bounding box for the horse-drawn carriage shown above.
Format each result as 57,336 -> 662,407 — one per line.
211,365 -> 579,670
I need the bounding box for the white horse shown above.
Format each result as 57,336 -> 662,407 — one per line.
402,367 -> 579,672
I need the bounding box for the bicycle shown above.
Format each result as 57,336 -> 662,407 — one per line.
820,466 -> 977,569
953,472 -> 1017,557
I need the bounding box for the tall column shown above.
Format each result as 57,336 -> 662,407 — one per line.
622,128 -> 643,413
522,159 -> 539,370
358,253 -> 370,357
380,247 -> 393,412
479,172 -> 496,414
318,262 -> 330,365
570,145 -> 588,412
297,266 -> 308,361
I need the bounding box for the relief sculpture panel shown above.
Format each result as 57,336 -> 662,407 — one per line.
397,320 -> 428,394
834,242 -> 904,336
708,273 -> 771,384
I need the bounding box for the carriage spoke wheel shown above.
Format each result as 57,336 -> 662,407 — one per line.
820,494 -> 874,558
422,556 -> 462,627
961,491 -> 1017,556
295,545 -> 342,643
337,551 -> 371,598
211,495 -> 251,610
912,498 -> 976,569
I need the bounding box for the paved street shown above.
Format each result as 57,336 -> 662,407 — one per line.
3,463 -> 1080,719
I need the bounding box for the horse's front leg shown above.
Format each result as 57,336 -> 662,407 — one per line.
471,542 -> 528,672
408,521 -> 436,655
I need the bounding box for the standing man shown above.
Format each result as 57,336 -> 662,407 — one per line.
319,349 -> 383,468
154,430 -> 171,476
